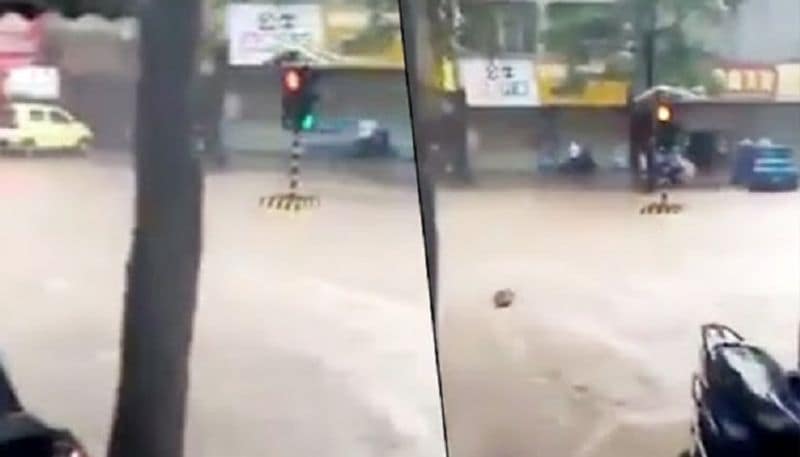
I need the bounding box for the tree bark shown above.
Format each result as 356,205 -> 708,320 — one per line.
107,1 -> 203,456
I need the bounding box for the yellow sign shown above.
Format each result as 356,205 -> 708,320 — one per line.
320,7 -> 404,69
435,57 -> 459,92
776,63 -> 800,101
712,66 -> 777,98
536,64 -> 629,106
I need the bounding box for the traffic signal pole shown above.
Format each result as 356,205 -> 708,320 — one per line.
261,64 -> 319,212
288,131 -> 302,196
629,3 -> 658,193
644,10 -> 657,193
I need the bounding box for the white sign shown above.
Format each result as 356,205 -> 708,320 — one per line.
4,66 -> 60,100
459,58 -> 540,107
226,3 -> 323,67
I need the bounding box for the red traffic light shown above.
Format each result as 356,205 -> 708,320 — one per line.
283,69 -> 302,92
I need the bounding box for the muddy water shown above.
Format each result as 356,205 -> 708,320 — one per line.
438,187 -> 799,457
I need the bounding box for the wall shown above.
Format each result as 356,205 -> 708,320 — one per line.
61,74 -> 136,151
466,106 -> 628,173
466,103 -> 800,175
679,103 -> 800,152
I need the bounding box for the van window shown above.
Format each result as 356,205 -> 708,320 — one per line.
49,111 -> 70,124
0,108 -> 16,128
29,110 -> 44,122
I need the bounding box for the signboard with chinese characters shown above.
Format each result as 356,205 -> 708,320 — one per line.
712,65 -> 777,100
227,3 -> 323,67
458,58 -> 540,107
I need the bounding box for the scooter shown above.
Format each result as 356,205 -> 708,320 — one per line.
557,148 -> 597,175
0,361 -> 88,456
688,323 -> 800,457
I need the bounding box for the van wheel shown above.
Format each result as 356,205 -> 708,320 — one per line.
75,138 -> 91,156
21,139 -> 36,158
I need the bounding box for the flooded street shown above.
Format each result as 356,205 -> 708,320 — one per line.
0,158 -> 444,457
0,0 -> 797,455
0,157 -> 796,457
438,186 -> 799,457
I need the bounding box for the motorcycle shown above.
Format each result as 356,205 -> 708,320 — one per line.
0,361 -> 88,456
557,147 -> 597,175
642,147 -> 696,188
688,323 -> 800,457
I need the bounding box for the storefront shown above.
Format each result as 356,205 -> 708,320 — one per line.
456,56 -> 630,175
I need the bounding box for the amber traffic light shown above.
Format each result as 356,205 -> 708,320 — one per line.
656,104 -> 673,123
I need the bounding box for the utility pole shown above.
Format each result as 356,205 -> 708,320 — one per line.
642,4 -> 658,192
629,2 -> 658,192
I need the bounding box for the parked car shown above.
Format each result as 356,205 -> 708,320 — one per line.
0,102 -> 93,156
731,141 -> 798,191
302,118 -> 391,158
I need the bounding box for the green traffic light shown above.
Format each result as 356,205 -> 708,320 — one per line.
300,114 -> 316,131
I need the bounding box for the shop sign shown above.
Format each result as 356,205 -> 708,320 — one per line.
458,58 -> 540,107
227,3 -> 323,66
712,65 -> 777,99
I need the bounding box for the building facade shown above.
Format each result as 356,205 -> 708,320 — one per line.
453,0 -> 800,176
458,0 -> 615,56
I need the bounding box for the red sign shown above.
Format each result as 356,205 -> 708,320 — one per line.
0,14 -> 43,72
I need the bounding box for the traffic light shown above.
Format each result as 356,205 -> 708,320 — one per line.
654,101 -> 677,149
656,102 -> 673,123
281,66 -> 319,133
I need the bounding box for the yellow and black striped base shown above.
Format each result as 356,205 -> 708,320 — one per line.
640,193 -> 683,215
640,202 -> 683,214
259,193 -> 320,212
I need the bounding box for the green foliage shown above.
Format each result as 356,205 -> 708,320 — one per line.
543,0 -> 746,94
427,0 -> 458,59
457,5 -> 498,55
340,22 -> 395,55
456,2 -> 538,56
340,0 -> 398,55
543,5 -> 623,66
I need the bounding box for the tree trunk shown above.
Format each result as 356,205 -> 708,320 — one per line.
107,0 -> 203,456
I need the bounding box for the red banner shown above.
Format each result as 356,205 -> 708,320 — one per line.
0,14 -> 43,72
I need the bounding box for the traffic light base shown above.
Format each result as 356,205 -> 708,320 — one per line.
640,192 -> 683,215
259,192 -> 320,212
